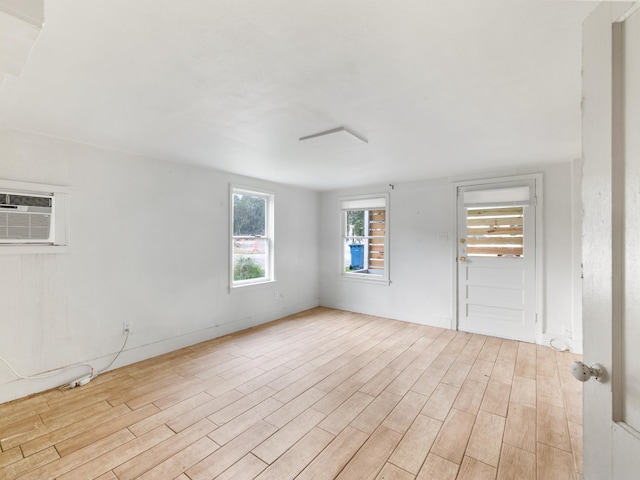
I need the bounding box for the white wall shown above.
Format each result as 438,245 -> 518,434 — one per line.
319,161 -> 582,350
319,179 -> 454,328
0,128 -> 320,403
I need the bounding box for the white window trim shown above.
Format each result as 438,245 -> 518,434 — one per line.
0,179 -> 70,255
229,184 -> 275,292
339,192 -> 390,286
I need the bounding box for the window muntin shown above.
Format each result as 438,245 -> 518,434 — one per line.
231,187 -> 274,287
466,206 -> 524,257
341,195 -> 388,281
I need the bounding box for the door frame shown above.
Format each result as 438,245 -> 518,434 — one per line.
583,2 -> 640,478
452,173 -> 544,342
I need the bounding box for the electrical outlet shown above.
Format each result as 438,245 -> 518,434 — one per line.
123,322 -> 131,334
274,291 -> 280,300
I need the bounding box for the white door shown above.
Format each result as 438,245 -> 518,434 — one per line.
583,3 -> 640,479
456,179 -> 537,342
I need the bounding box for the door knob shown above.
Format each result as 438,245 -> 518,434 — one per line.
571,361 -> 606,382
459,256 -> 466,263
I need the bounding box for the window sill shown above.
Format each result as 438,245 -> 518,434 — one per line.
341,271 -> 390,286
0,245 -> 68,255
229,279 -> 277,294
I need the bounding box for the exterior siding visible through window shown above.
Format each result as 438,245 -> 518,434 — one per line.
466,206 -> 524,257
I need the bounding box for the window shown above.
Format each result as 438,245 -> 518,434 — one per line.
0,179 -> 69,253
466,206 -> 524,257
340,194 -> 389,283
461,184 -> 531,258
231,186 -> 274,288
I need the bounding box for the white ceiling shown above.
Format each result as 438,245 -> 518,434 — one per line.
0,0 -> 596,191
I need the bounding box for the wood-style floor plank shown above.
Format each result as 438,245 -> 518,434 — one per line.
536,402 -> 572,452
137,436 -> 220,480
537,442 -> 575,480
0,447 -> 59,480
388,414 -> 442,474
335,426 -> 402,480
497,443 -> 536,480
375,462 -> 414,480
0,307 -> 583,480
113,418 -> 217,480
452,378 -> 487,415
55,403 -> 160,457
253,427 -> 333,480
479,379 -> 510,417
253,408 -> 325,464
422,383 -> 460,421
16,429 -> 135,480
185,421 -> 275,480
417,453 -> 460,480
430,408 -> 476,465
0,447 -> 23,469
350,390 -> 402,434
504,402 -> 537,453
382,391 -> 429,434
214,453 -> 268,480
465,410 -> 505,467
458,455 -> 497,480
19,403 -> 132,457
296,426 -> 368,480
57,425 -> 175,480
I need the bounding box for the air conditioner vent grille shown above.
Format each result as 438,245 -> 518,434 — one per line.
1,193 -> 52,207
0,191 -> 53,242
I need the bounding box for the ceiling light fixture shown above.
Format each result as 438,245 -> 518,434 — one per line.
299,127 -> 368,145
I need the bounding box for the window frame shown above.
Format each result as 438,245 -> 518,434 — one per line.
230,184 -> 275,291
0,179 -> 69,254
339,193 -> 390,285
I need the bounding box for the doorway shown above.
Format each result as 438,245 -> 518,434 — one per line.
456,178 -> 540,342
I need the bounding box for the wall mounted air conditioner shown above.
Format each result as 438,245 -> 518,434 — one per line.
0,191 -> 54,243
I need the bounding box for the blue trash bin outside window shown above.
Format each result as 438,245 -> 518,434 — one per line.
349,244 -> 364,270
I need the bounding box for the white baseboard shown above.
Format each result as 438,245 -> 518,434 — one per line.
319,300 -> 453,330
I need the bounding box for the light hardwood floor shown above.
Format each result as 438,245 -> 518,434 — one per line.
0,307 -> 583,479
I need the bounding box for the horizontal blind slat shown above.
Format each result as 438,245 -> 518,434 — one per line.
468,246 -> 523,256
467,206 -> 523,217
467,236 -> 523,246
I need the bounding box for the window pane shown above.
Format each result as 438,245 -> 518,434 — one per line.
233,193 -> 266,236
346,210 -> 365,237
233,246 -> 267,281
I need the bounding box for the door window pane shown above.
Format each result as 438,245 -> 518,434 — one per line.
466,206 -> 524,257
